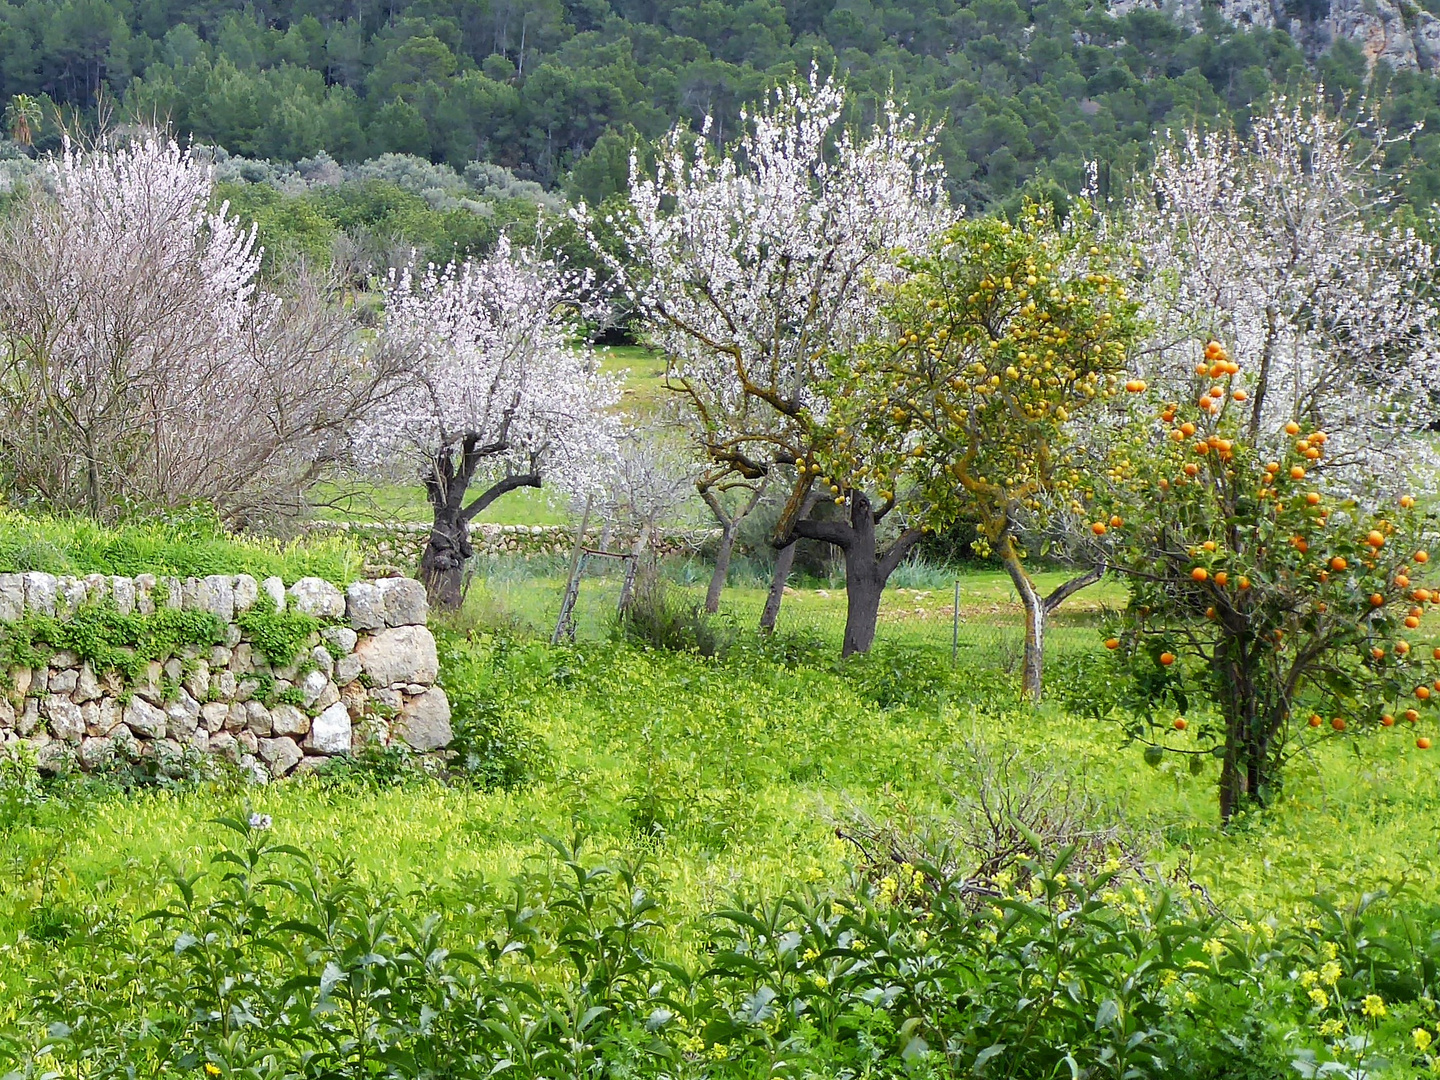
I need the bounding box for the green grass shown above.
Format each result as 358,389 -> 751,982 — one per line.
0,510 -> 364,584
598,343 -> 671,413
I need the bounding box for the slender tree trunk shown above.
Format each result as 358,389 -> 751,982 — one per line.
552,495 -> 592,644
760,539 -> 796,632
1215,635 -> 1271,822
706,524 -> 737,614
617,521 -> 651,613
999,541 -> 1045,699
761,486 -> 817,633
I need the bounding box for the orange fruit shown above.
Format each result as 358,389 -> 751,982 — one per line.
1238,577 -> 1251,590
1397,641 -> 1412,655
1420,737 -> 1433,750
1381,714 -> 1396,727
1285,422 -> 1301,435
1214,571 -> 1229,587
1092,522 -> 1107,536
1184,463 -> 1200,477
1173,718 -> 1187,731
1181,422 -> 1196,437
1331,717 -> 1346,731
1110,515 -> 1124,528
1372,647 -> 1386,660
1407,709 -> 1422,723
1202,540 -> 1217,552
1330,556 -> 1347,571
1308,714 -> 1323,727
1306,493 -> 1322,506
1104,638 -> 1120,650
1401,495 -> 1416,509
1417,551 -> 1430,564
1206,606 -> 1217,619
1159,652 -> 1176,666
1290,466 -> 1306,480
1233,389 -> 1248,401
1418,686 -> 1431,700
1367,530 -> 1386,548
1396,574 -> 1411,588
1191,567 -> 1209,582
1371,594 -> 1385,607
1406,616 -> 1422,629
1294,538 -> 1309,554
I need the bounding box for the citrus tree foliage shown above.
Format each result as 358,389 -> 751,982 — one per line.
0,130 -> 364,522
818,206 -> 1141,691
1127,94 -> 1440,470
362,237 -> 619,606
1093,342 -> 1440,820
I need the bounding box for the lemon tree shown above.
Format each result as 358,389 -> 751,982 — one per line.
812,203 -> 1140,690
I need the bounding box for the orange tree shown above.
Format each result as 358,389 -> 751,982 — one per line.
1091,341 -> 1440,821
811,203 -> 1141,692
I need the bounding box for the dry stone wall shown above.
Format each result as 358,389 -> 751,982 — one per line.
0,572 -> 452,780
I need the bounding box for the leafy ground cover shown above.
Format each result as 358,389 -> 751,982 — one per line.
4,612 -> 1440,1076
0,510 -> 363,584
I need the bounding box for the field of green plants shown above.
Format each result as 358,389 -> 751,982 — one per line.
4,520 -> 1440,1079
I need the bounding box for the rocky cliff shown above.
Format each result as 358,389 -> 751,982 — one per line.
1110,0 -> 1440,71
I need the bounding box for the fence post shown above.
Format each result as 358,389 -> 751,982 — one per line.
952,578 -> 960,666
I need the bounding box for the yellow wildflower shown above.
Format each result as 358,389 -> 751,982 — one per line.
1414,1028 -> 1433,1052
1320,960 -> 1342,985
1318,1018 -> 1345,1038
1362,995 -> 1387,1019
1203,938 -> 1226,960
204,1067 -> 221,1079
802,947 -> 819,963
1309,989 -> 1330,1009
1323,942 -> 1339,961
1299,970 -> 1319,988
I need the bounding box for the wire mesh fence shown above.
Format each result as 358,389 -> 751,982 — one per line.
459,551 -> 1115,677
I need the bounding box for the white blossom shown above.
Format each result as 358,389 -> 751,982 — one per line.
360,236 -> 621,503
1124,93 -> 1440,484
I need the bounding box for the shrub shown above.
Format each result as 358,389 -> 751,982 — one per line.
17,818 -> 1437,1080
613,575 -> 734,657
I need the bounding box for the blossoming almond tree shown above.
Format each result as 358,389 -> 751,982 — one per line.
1126,93 -> 1440,467
363,238 -> 620,608
595,71 -> 951,646
0,130 -> 368,522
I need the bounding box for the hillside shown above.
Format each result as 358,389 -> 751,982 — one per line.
5,0 -> 1440,211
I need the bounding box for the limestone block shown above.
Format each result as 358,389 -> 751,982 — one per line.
322,625 -> 359,655
74,662 -> 101,703
44,695 -> 86,743
111,576 -> 135,615
0,573 -> 23,621
378,577 -> 428,627
345,582 -> 386,631
233,574 -> 259,613
353,626 -> 438,687
201,702 -> 230,733
258,737 -> 303,776
124,698 -> 167,739
395,688 -> 452,751
305,701 -> 353,755
135,574 -> 157,615
56,576 -> 87,616
200,575 -> 235,622
298,668 -> 330,707
23,572 -> 56,616
244,701 -> 273,736
270,704 -> 310,738
48,668 -> 78,695
165,692 -> 202,740
334,654 -> 363,687
183,660 -> 210,703
78,736 -> 114,771
289,577 -> 345,618
262,576 -> 287,612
